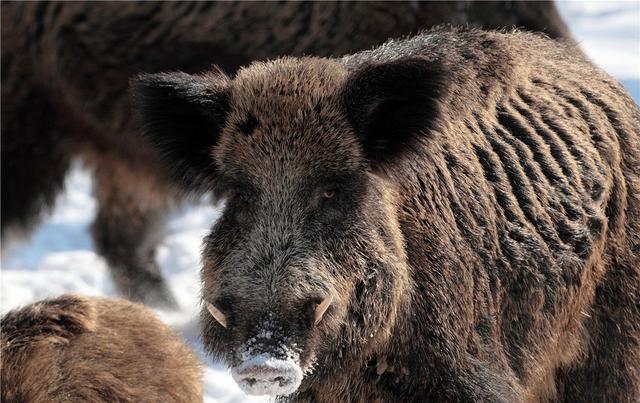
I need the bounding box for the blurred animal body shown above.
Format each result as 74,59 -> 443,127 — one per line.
134,28 -> 639,401
0,294 -> 202,402
0,1 -> 571,307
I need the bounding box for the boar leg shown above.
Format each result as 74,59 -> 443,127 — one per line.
91,158 -> 177,308
1,86 -> 70,238
555,259 -> 640,402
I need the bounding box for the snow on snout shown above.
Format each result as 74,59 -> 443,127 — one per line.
231,321 -> 304,396
231,352 -> 303,396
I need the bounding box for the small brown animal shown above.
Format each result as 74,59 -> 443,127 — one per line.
133,28 -> 639,401
0,1 -> 572,308
1,294 -> 202,402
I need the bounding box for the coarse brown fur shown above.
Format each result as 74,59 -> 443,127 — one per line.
0,294 -> 202,402
133,28 -> 640,402
0,1 -> 572,308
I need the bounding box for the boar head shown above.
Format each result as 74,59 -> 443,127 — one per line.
133,56 -> 445,396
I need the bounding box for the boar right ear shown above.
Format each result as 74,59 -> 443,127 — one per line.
131,70 -> 231,193
341,57 -> 448,166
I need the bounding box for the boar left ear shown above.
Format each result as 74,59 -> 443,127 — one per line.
341,57 -> 448,165
131,69 -> 231,193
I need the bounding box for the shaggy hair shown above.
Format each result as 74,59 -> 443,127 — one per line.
1,295 -> 202,402
1,1 -> 571,308
133,28 -> 639,402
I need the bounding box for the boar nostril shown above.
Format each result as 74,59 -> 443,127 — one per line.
232,358 -> 303,396
314,295 -> 333,325
205,302 -> 227,328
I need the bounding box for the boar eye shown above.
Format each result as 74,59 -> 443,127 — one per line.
231,192 -> 253,223
322,189 -> 336,200
233,191 -> 251,203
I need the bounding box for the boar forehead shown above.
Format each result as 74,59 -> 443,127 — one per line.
213,58 -> 364,184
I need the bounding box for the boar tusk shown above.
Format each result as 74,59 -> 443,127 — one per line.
206,302 -> 227,328
314,295 -> 333,325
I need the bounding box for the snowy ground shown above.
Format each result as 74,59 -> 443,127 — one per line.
1,2 -> 638,402
557,1 -> 640,101
1,167 -> 265,403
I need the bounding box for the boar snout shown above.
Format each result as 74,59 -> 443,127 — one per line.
223,294 -> 334,396
232,354 -> 303,396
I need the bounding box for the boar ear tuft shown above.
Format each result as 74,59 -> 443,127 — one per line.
341,57 -> 448,166
131,69 -> 231,193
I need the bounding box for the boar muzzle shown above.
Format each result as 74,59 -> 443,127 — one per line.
231,354 -> 303,396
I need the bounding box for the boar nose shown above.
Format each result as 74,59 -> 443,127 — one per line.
231,356 -> 303,396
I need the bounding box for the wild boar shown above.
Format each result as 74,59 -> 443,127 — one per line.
132,27 -> 640,401
1,1 -> 572,308
1,294 -> 202,402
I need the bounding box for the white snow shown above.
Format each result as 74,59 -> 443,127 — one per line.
557,1 -> 640,80
231,352 -> 303,396
557,1 -> 640,101
230,318 -> 305,396
1,3 -> 638,402
0,164 -> 266,403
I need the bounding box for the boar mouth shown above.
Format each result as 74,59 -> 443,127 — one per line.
231,352 -> 304,396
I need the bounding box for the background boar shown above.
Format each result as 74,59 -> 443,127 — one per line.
1,294 -> 202,402
133,28 -> 640,401
1,1 -> 571,308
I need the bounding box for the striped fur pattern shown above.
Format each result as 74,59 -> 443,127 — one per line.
134,28 -> 640,401
343,28 -> 640,402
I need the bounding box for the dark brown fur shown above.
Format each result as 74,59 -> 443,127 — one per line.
0,1 -> 571,308
1,294 -> 202,402
133,28 -> 639,402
